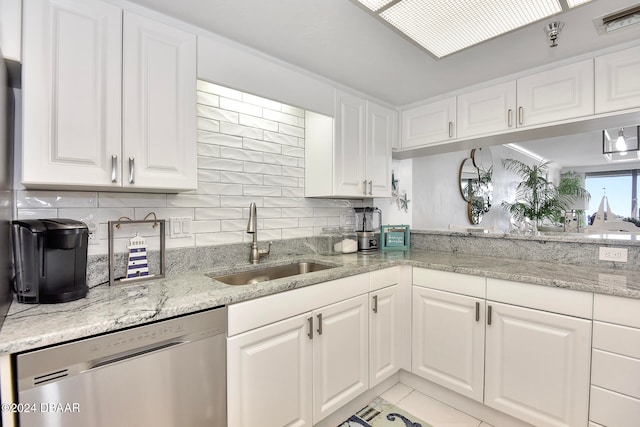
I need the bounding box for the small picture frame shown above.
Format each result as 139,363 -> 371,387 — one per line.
380,225 -> 410,251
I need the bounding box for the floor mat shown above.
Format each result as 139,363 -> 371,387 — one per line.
338,397 -> 433,427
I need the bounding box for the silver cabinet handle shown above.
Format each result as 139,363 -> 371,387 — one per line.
307,316 -> 313,339
368,180 -> 373,196
363,180 -> 368,196
317,313 -> 323,335
128,157 -> 135,184
487,305 -> 493,326
508,109 -> 513,128
518,107 -> 523,125
372,295 -> 378,313
448,121 -> 454,138
111,155 -> 118,183
475,302 -> 480,322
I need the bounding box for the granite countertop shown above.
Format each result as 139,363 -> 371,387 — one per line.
1,249 -> 639,355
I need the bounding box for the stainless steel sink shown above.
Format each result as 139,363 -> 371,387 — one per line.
210,261 -> 336,285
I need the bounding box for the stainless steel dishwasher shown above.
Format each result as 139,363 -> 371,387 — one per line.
15,307 -> 227,427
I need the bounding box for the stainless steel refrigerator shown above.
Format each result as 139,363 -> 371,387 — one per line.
0,47 -> 15,329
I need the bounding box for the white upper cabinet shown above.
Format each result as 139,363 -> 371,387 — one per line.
305,90 -> 395,198
22,0 -> 197,191
22,0 -> 123,188
516,59 -> 594,128
457,81 -> 516,138
595,45 -> 640,114
122,12 -> 197,190
401,97 -> 456,148
0,0 -> 22,62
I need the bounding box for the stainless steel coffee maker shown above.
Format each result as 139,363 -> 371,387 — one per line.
354,207 -> 382,253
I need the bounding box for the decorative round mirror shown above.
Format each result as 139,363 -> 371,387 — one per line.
471,147 -> 493,174
464,148 -> 494,225
459,157 -> 478,203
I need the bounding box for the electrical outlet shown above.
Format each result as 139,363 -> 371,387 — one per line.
599,247 -> 628,262
170,217 -> 192,238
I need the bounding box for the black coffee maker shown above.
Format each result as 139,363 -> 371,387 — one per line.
12,219 -> 89,303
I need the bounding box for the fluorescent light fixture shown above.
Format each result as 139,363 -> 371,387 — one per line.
358,0 -> 396,11
566,0 -> 593,8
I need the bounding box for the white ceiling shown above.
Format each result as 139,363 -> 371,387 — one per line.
124,0 -> 640,106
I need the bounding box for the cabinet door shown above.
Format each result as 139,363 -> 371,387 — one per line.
457,81 -> 516,138
595,45 -> 640,114
485,302 -> 591,427
412,287 -> 485,402
22,0 -> 122,187
334,90 -> 366,197
369,285 -> 401,387
227,312 -> 313,427
122,12 -> 197,191
366,102 -> 395,197
313,294 -> 368,424
516,59 -> 594,127
401,97 -> 455,148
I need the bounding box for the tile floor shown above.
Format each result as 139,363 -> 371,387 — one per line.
376,383 -> 493,427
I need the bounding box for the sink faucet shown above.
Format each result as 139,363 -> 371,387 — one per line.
247,202 -> 271,264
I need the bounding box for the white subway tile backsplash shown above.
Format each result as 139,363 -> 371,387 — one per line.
243,138 -> 282,155
198,157 -> 244,172
197,91 -> 220,108
264,130 -> 298,147
17,190 -> 98,208
197,117 -> 220,133
220,122 -> 264,140
263,109 -> 300,127
197,80 -> 242,100
220,97 -> 262,117
198,131 -> 243,148
98,193 -> 167,208
197,144 -> 221,158
281,104 -> 305,118
195,207 -> 243,220
18,82 -> 365,255
263,175 -> 298,187
197,104 -> 239,123
278,123 -> 304,138
242,92 -> 282,111
239,114 -> 278,132
219,171 -> 263,185
243,185 -> 282,197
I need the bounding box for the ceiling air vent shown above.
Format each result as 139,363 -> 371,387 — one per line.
594,4 -> 640,34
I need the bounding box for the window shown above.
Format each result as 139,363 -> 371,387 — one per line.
585,171 -> 638,219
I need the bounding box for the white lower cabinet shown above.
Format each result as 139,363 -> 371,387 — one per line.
369,284 -> 402,387
227,277 -> 370,427
227,313 -> 313,427
412,286 -> 485,402
411,269 -> 593,427
484,301 -> 592,427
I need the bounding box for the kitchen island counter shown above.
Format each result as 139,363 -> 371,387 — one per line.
1,249 -> 639,354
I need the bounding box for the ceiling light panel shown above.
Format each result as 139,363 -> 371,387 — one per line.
566,0 -> 593,8
358,0 -> 396,12
380,0 -> 563,58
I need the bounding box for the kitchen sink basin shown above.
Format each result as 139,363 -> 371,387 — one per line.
210,261 -> 337,286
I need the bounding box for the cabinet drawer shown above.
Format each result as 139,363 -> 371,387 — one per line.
486,278 -> 592,318
370,267 -> 399,291
592,349 -> 640,399
413,268 -> 485,298
593,321 -> 640,358
594,294 -> 640,328
590,385 -> 640,427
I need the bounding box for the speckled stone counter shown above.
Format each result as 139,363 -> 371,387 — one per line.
1,249 -> 639,355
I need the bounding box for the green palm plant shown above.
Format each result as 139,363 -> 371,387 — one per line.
501,159 -> 589,226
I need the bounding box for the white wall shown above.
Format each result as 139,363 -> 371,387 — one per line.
15,81 -> 364,255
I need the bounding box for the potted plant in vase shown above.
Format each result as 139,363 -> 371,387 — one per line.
501,159 -> 589,232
